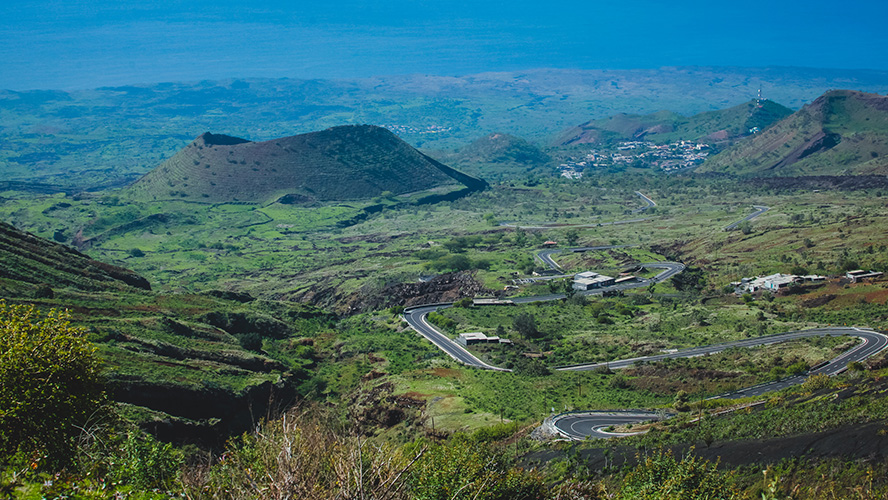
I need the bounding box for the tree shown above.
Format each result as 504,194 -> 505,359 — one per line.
513,228 -> 527,247
0,302 -> 105,467
565,228 -> 579,246
671,267 -> 707,293
512,313 -> 540,339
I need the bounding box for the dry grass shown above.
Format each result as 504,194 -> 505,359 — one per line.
183,407 -> 423,500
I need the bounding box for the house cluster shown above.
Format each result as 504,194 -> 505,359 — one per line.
457,332 -> 513,346
557,140 -> 711,178
733,273 -> 826,293
641,141 -> 710,172
382,124 -> 453,135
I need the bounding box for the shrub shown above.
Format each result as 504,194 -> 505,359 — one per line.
513,313 -> 540,338
0,302 -> 105,468
237,331 -> 263,351
620,450 -> 737,499
408,438 -> 545,500
107,432 -> 183,490
33,284 -> 54,299
454,297 -> 474,308
801,373 -> 833,392
187,407 -> 415,500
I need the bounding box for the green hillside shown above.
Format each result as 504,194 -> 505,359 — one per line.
0,220 -> 150,294
0,221 -> 329,443
557,100 -> 792,146
700,90 -> 888,176
443,132 -> 552,180
125,125 -> 486,204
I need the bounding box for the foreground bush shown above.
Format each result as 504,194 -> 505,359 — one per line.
407,436 -> 545,500
185,408 -> 417,499
185,408 -> 547,500
619,450 -> 737,500
0,302 -> 105,468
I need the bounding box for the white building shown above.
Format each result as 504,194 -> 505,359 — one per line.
573,275 -> 615,291
738,273 -> 826,293
457,332 -> 512,346
846,270 -> 884,282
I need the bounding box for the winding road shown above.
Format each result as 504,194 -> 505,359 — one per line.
632,191 -> 657,213
403,260 -> 685,371
552,326 -> 887,439
724,205 -> 770,231
401,193 -> 888,439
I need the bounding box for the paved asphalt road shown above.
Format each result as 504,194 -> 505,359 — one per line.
403,304 -> 509,371
632,191 -> 657,213
556,327 -> 887,373
552,326 -> 888,439
402,260 -> 685,370
401,196 -> 888,439
553,411 -> 668,440
724,205 -> 770,231
536,245 -> 635,271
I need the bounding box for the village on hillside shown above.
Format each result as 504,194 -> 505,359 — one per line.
559,140 -> 711,178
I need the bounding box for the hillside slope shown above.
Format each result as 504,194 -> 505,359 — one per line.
0,220 -> 332,445
126,125 -> 486,204
0,221 -> 150,294
557,100 -> 792,146
700,90 -> 888,176
443,132 -> 552,180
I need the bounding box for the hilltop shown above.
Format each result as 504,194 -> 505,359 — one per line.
700,90 -> 888,176
125,125 -> 486,204
441,132 -> 552,180
557,99 -> 793,146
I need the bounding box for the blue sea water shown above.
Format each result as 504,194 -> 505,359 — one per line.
1,0 -> 886,90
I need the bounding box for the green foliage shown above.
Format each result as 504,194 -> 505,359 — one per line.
470,422 -> 517,443
0,302 -> 105,468
32,284 -> 54,299
408,438 -> 545,500
619,450 -> 737,500
428,312 -> 457,332
670,266 -> 707,293
801,373 -> 833,391
107,432 -> 183,490
564,228 -> 579,246
512,312 -> 541,339
237,331 -> 263,351
847,361 -> 866,372
454,297 -> 474,308
786,360 -> 808,375
673,390 -> 690,412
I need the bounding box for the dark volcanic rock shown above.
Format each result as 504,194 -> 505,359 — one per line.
346,272 -> 493,312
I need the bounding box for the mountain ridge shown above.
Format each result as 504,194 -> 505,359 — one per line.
557,99 -> 793,146
700,90 -> 888,176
